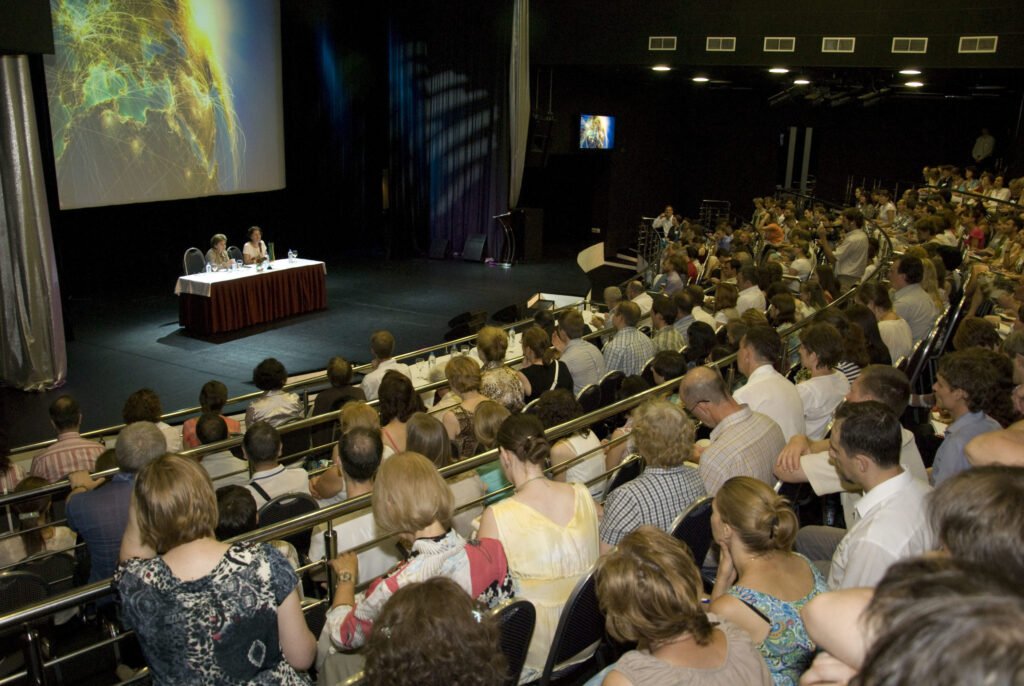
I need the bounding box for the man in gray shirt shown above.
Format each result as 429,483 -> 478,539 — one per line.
554,309 -> 606,394
891,255 -> 939,342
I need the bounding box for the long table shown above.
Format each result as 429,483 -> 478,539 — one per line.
175,259 -> 327,335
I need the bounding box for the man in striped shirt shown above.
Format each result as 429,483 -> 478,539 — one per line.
30,395 -> 104,483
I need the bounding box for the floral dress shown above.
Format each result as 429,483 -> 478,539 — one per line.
726,555 -> 828,686
480,363 -> 525,413
115,541 -> 309,684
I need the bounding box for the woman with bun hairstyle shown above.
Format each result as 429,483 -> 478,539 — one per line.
476,414 -> 599,683
709,476 -> 827,686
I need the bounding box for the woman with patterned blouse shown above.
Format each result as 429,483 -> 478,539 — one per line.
476,326 -> 525,413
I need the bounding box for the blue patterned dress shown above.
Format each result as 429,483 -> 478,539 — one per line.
726,555 -> 828,686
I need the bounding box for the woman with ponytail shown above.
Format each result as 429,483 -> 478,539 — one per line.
517,326 -> 574,404
709,477 -> 827,686
476,414 -> 599,683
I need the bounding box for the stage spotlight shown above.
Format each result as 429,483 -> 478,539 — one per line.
904,81 -> 924,88
899,68 -> 921,75
793,78 -> 810,85
652,65 -> 672,72
692,75 -> 710,83
769,67 -> 789,74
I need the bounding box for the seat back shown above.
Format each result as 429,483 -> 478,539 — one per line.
492,598 -> 537,686
538,567 -> 604,685
227,245 -> 243,263
597,370 -> 625,408
183,247 -> 206,275
280,426 -> 312,465
0,571 -> 50,641
669,497 -> 714,565
258,492 -> 319,559
21,552 -> 77,595
603,456 -> 643,500
576,385 -> 601,414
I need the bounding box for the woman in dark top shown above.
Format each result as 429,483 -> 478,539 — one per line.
518,326 -> 574,404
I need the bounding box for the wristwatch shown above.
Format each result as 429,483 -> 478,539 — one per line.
336,571 -> 354,584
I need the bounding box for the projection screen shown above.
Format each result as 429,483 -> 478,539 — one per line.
43,0 -> 285,210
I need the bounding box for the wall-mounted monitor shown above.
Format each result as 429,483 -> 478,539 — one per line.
579,114 -> 614,149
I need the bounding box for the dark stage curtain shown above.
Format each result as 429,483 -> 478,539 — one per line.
388,0 -> 512,260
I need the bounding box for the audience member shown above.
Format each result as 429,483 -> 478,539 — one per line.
823,402 -> 934,589
518,326 -> 574,404
814,309 -> 869,383
472,400 -> 513,500
626,280 -> 653,315
406,412 -> 484,538
594,526 -> 773,685
117,454 -> 315,682
709,477 -> 827,686
651,294 -> 685,353
680,366 -> 785,496
855,283 -> 913,363
890,255 -> 939,342
737,266 -> 767,315
844,304 -> 892,366
192,412 -> 250,487
535,389 -> 605,497
950,316 -> 1001,351
672,291 -> 696,343
603,301 -> 655,377
734,327 -> 806,441
0,476 -> 76,568
311,357 -> 365,417
442,355 -> 488,457
683,321 -> 717,369
553,310 -> 606,394
181,380 -> 241,449
308,428 -> 401,581
245,359 -> 303,429
243,421 -> 316,508
122,388 -> 183,453
214,484 -> 259,540
818,209 -> 869,291
319,452 -> 513,681
477,414 -> 599,682
476,326 -> 525,412
66,421 -> 166,583
378,370 -> 427,454
30,394 -> 104,483
714,283 -> 741,325
795,323 -> 850,439
930,349 -> 1004,485
363,578 -> 506,686
360,331 -> 412,401
686,284 -> 718,327
599,399 -> 705,552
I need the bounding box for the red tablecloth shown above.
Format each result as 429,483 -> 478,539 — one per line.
177,262 -> 327,335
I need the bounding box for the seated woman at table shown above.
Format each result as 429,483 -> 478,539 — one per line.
476,326 -> 525,413
243,225 -> 268,265
206,233 -> 232,270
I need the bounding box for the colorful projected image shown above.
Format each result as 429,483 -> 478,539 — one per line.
579,114 -> 614,149
44,0 -> 285,210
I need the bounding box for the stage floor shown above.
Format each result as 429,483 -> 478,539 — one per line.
2,257 -> 590,450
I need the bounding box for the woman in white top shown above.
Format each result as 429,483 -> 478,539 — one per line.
714,282 -> 741,325
795,323 -> 850,440
0,476 -> 77,568
243,225 -> 268,265
534,389 -> 605,498
856,283 -> 914,363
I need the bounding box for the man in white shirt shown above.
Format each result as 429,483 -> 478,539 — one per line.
626,280 -> 653,316
775,365 -> 928,562
359,330 -> 412,400
244,421 -> 316,508
734,327 -> 805,442
554,310 -> 606,394
307,428 -> 401,580
824,401 -> 934,589
686,285 -> 717,328
890,255 -> 939,342
652,205 -> 679,240
818,208 -> 869,292
736,266 -> 766,315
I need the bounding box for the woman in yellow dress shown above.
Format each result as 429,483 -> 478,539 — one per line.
476,413 -> 599,682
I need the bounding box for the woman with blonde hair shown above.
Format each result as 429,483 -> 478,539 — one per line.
442,355 -> 489,457
477,414 -> 599,683
320,452 -> 513,680
476,326 -> 525,412
117,454 -> 316,683
406,412 -> 485,538
709,477 -> 827,686
472,400 -> 512,500
595,526 -> 772,685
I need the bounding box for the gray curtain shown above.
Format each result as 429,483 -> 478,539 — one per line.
0,55 -> 66,390
508,0 -> 530,207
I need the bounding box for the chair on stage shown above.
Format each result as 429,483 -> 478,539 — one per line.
183,247 -> 206,275
227,245 -> 243,263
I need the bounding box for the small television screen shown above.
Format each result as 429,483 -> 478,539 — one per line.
579,114 -> 615,149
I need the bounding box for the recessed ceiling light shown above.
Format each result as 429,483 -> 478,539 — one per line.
793,78 -> 811,85
899,68 -> 922,75
692,76 -> 710,83
769,67 -> 789,74
905,81 -> 924,88
652,65 -> 672,72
